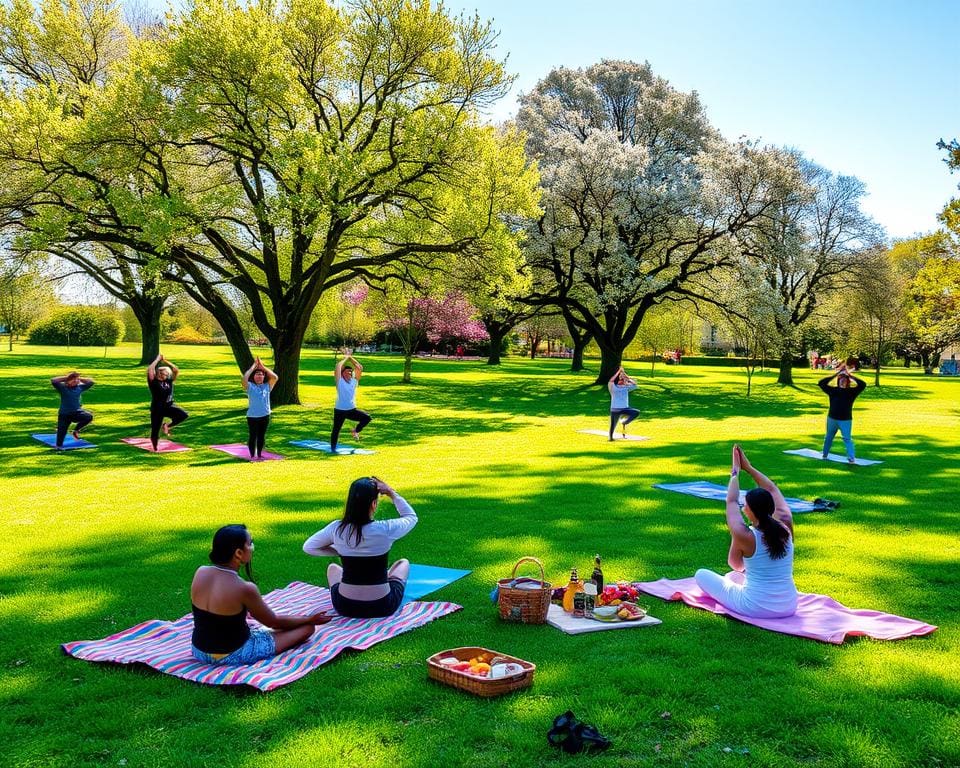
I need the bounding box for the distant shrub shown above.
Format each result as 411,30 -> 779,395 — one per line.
165,326 -> 211,344
28,306 -> 124,346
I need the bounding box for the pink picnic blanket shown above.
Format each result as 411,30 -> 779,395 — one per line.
62,581 -> 461,690
636,575 -> 937,644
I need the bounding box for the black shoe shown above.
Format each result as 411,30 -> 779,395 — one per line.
548,711 -> 611,754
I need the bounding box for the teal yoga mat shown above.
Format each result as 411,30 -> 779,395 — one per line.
289,439 -> 375,455
32,433 -> 96,449
401,564 -> 471,604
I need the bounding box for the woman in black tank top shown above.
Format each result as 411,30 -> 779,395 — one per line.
190,525 -> 332,664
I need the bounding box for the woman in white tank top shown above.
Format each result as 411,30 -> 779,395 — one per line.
694,445 -> 798,618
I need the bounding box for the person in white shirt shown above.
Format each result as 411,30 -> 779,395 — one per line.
302,477 -> 417,618
330,348 -> 372,451
607,366 -> 639,440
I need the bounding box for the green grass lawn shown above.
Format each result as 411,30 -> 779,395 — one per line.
1,343 -> 958,768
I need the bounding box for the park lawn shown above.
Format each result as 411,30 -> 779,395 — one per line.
0,343 -> 958,768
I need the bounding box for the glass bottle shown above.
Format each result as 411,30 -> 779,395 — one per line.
562,568 -> 584,613
591,555 -> 604,594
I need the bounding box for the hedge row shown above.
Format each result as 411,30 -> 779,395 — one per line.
28,307 -> 125,346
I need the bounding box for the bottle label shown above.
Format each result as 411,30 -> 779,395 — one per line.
573,591 -> 586,618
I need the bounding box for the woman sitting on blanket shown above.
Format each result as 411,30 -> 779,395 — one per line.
191,525 -> 331,665
303,477 -> 417,619
694,446 -> 798,618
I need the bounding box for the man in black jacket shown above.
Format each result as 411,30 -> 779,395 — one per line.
818,363 -> 866,463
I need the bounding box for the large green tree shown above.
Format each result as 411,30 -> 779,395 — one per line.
0,0 -> 538,404
516,60 -> 796,384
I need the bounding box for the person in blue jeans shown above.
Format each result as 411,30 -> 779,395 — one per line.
242,357 -> 278,460
190,524 -> 331,666
51,371 -> 94,448
607,366 -> 639,440
818,363 -> 866,463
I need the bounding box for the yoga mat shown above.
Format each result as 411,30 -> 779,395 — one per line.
783,448 -> 883,466
32,433 -> 96,450
577,429 -> 649,441
654,481 -> 819,513
636,574 -> 937,644
402,564 -> 471,604
289,439 -> 375,455
121,437 -> 191,453
62,581 -> 461,691
546,604 -> 661,635
210,443 -> 285,461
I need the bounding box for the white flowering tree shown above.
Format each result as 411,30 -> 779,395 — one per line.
731,155 -> 884,385
517,60 -> 796,383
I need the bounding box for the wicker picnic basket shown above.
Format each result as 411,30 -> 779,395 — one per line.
427,646 -> 536,697
497,557 -> 552,624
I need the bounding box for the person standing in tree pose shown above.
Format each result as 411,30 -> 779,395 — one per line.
243,357 -> 278,460
147,354 -> 189,451
607,366 -> 639,440
818,362 -> 866,463
330,348 -> 371,451
694,445 -> 798,618
50,371 -> 95,449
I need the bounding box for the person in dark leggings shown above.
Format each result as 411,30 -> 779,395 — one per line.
147,354 -> 188,451
242,357 -> 278,460
330,348 -> 371,451
607,366 -> 639,440
302,477 -> 416,619
51,371 -> 94,448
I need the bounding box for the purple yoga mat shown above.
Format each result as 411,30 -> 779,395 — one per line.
120,437 -> 191,453
210,443 -> 284,461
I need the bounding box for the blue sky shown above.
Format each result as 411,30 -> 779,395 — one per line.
444,0 -> 959,240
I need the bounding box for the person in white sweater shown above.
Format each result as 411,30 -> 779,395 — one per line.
303,477 -> 417,618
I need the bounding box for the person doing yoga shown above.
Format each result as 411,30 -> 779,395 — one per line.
608,366 -> 639,440
191,524 -> 331,665
242,357 -> 278,460
330,348 -> 371,451
818,362 -> 865,463
302,477 -> 416,619
694,445 -> 798,618
50,371 -> 94,449
147,354 -> 189,451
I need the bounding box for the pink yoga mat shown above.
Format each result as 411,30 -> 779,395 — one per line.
210,444 -> 284,461
636,574 -> 937,644
121,437 -> 191,453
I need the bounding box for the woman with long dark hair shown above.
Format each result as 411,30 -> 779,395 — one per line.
190,524 -> 330,665
302,477 -> 417,619
694,446 -> 798,618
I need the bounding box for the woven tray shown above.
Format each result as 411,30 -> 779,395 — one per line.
427,646 -> 535,698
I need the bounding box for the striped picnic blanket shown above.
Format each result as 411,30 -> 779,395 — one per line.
62,581 -> 461,691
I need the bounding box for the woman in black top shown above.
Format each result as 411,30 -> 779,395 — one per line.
818,363 -> 866,463
147,354 -> 189,451
191,525 -> 331,665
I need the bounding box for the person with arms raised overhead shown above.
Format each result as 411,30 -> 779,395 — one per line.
330,348 -> 371,452
50,371 -> 95,449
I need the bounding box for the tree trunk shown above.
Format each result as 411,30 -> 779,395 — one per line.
402,353 -> 412,383
571,334 -> 590,372
486,329 -> 505,365
777,351 -> 794,386
132,298 -> 165,365
270,334 -> 304,406
593,340 -> 623,385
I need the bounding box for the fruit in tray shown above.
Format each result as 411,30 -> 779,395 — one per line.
597,581 -> 640,606
442,653 -> 497,677
615,602 -> 647,621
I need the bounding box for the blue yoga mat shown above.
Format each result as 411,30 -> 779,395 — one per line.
289,439 -> 375,455
401,564 -> 471,604
654,481 -> 818,513
32,433 -> 96,450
